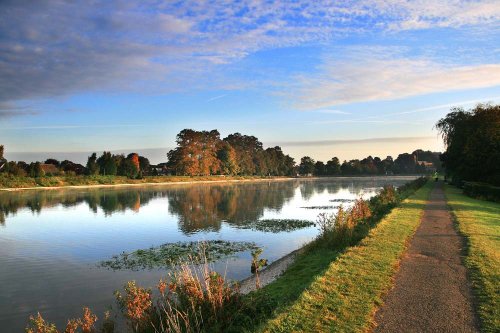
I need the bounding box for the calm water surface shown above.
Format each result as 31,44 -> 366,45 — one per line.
0,176 -> 417,331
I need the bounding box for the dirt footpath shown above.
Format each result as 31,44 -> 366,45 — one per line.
373,182 -> 479,333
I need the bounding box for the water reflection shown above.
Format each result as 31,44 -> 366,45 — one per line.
0,182 -> 298,233
0,178 -> 411,231
0,177 -> 418,331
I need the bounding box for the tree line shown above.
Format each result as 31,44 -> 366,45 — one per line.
165,129 -> 440,177
86,152 -> 150,178
436,103 -> 499,186
0,148 -> 150,179
1,129 -> 441,179
298,149 -> 441,177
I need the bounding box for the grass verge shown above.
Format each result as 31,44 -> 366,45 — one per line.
445,185 -> 500,333
0,174 -> 288,190
238,181 -> 432,332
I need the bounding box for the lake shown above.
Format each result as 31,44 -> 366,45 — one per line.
0,176 -> 417,331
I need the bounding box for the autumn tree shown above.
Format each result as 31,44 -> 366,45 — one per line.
224,133 -> 264,175
217,142 -> 239,175
167,129 -> 221,176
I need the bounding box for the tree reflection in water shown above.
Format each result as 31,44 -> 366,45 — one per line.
0,182 -> 298,233
0,179 -> 394,232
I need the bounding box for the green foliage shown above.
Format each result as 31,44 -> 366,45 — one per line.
436,103 -> 500,185
463,182 -> 500,202
28,162 -> 44,178
121,158 -> 139,179
298,156 -> 315,175
97,152 -> 117,176
86,152 -> 99,175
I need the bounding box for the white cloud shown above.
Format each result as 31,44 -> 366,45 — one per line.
1,0 -> 499,111
314,109 -> 351,115
293,58 -> 500,109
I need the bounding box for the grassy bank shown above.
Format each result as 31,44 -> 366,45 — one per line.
234,182 -> 432,332
24,178 -> 429,333
0,174 -> 286,190
445,185 -> 500,332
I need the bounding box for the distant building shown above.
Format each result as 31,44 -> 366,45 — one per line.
151,163 -> 169,175
417,160 -> 436,172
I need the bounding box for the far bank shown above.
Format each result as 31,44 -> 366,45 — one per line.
0,174 -> 423,192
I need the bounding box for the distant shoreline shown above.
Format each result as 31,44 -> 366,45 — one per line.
0,174 -> 422,192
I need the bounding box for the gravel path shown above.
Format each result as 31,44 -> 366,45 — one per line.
373,182 -> 479,332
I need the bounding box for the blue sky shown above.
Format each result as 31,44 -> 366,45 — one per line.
1,0 -> 499,164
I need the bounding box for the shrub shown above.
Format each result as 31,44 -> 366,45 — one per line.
315,198 -> 373,248
463,181 -> 500,203
25,313 -> 58,333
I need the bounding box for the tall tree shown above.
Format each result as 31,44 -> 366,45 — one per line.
299,156 -> 315,175
44,159 -> 60,167
138,156 -> 150,175
86,153 -> 99,175
97,152 -> 117,176
314,161 -> 326,176
217,142 -> 239,175
0,145 -> 5,171
167,129 -> 221,176
224,133 -> 263,175
436,104 -> 500,185
326,157 -> 341,175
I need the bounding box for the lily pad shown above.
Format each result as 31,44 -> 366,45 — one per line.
239,219 -> 314,233
99,240 -> 259,270
329,198 -> 355,203
300,205 -> 339,210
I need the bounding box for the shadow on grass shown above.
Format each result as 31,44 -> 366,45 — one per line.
226,210 -> 404,332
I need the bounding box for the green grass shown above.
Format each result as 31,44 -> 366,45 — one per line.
0,174 -> 284,189
445,185 -> 500,333
241,182 -> 433,333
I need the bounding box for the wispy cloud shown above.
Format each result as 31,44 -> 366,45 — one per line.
1,0 -> 499,117
271,136 -> 435,147
2,124 -> 147,130
376,96 -> 500,118
314,109 -> 351,115
293,58 -> 500,109
206,94 -> 227,102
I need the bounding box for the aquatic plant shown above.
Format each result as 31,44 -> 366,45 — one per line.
329,198 -> 355,203
250,248 -> 268,289
99,240 -> 259,270
238,219 -> 314,233
300,205 -> 339,209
